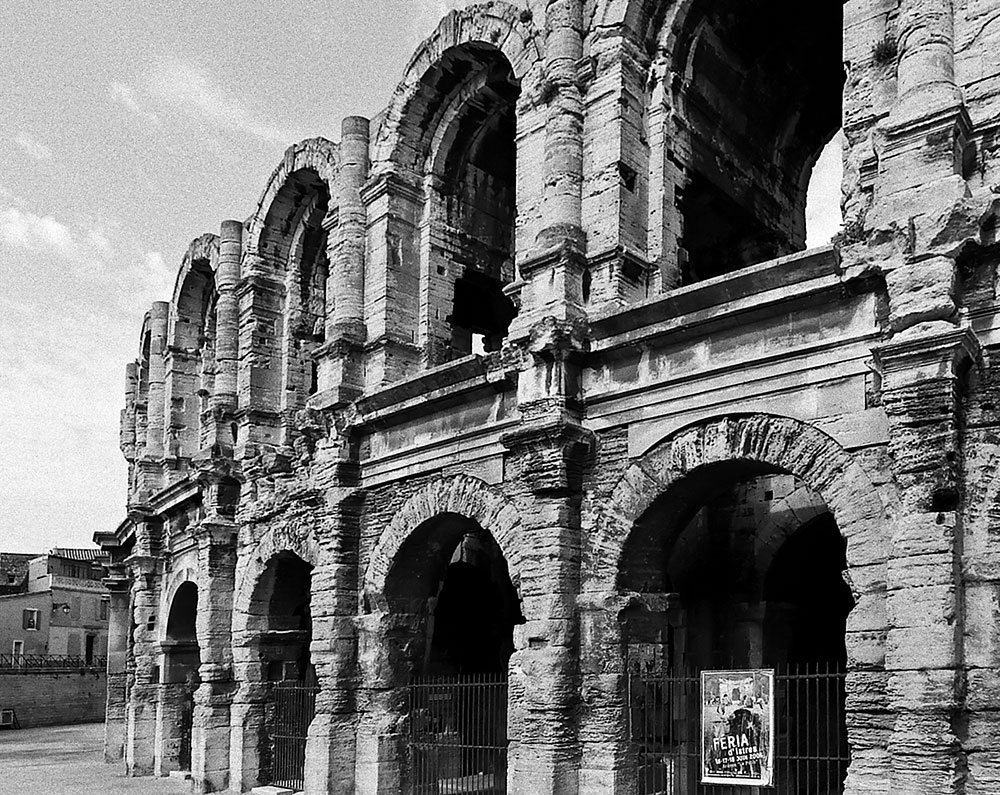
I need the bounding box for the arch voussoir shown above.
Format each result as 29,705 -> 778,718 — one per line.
589,413 -> 889,595
363,474 -> 523,610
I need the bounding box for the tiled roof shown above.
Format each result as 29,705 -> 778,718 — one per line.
49,548 -> 104,561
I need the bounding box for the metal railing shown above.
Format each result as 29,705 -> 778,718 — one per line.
409,673 -> 508,795
628,661 -> 848,795
0,654 -> 107,670
265,680 -> 318,791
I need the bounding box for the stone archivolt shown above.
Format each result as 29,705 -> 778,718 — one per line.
97,2 -> 1000,795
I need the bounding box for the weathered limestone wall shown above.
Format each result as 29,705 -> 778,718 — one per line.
100,3 -> 1000,795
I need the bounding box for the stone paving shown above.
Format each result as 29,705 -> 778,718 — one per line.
0,722 -> 192,795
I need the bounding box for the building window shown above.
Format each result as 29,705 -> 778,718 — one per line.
99,600 -> 109,621
12,640 -> 24,664
22,609 -> 39,631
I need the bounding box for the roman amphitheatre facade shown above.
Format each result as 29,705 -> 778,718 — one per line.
96,1 -> 1000,794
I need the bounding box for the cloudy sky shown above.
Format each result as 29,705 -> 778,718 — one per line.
0,0 -> 841,555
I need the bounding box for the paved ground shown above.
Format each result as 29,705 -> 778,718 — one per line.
0,722 -> 193,795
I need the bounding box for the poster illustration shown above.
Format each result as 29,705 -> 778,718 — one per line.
700,669 -> 774,786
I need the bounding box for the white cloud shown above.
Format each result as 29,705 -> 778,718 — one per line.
0,206 -> 110,273
110,81 -> 161,127
147,58 -> 300,145
15,133 -> 53,162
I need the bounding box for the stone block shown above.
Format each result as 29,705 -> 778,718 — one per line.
965,580 -> 1000,668
887,668 -> 960,711
884,256 -> 957,332
886,583 -> 956,627
886,625 -> 958,669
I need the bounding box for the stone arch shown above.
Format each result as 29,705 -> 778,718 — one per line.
364,474 -> 524,614
232,527 -> 320,641
229,530 -> 318,791
370,2 -> 543,176
169,234 -> 219,346
160,566 -> 198,642
244,137 -> 339,261
585,413 -> 887,595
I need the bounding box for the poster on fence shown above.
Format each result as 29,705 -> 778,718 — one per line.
700,669 -> 774,786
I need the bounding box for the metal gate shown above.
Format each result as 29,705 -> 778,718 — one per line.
408,673 -> 508,794
629,662 -> 848,795
267,680 -> 318,791
178,694 -> 194,772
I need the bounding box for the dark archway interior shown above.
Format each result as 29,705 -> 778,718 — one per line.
166,581 -> 198,643
673,0 -> 844,282
619,467 -> 854,670
416,44 -> 520,359
384,513 -> 523,676
258,552 -> 314,683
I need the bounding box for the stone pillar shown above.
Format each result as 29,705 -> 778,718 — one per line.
191,519 -> 238,793
539,0 -> 584,247
353,612 -> 419,795
502,320 -> 591,795
213,220 -> 242,416
235,254 -> 284,453
889,0 -> 962,128
103,572 -> 131,763
145,302 -> 169,458
359,173 -> 423,390
304,453 -> 362,795
315,116 -> 369,409
124,551 -> 161,777
513,0 -> 587,336
874,326 -> 978,795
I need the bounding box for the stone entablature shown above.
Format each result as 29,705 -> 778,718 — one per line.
97,2 -> 1000,795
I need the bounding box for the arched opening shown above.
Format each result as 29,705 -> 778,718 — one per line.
414,44 -> 520,364
620,463 -> 853,793
805,130 -> 845,248
172,257 -> 217,459
276,171 -> 330,412
255,165 -> 331,444
666,0 -> 845,282
249,551 -> 315,791
159,581 -> 200,774
384,513 -> 522,793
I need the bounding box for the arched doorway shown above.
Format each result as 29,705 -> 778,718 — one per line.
252,552 -> 316,791
383,513 -> 523,794
159,580 -> 200,775
620,464 -> 854,794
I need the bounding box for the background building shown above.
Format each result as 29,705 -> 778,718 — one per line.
97,2 -> 1000,795
0,547 -> 110,729
0,548 -> 110,662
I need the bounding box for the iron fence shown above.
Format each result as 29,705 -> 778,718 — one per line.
266,680 -> 318,791
0,654 -> 107,670
409,673 -> 508,795
178,694 -> 194,772
629,662 -> 848,795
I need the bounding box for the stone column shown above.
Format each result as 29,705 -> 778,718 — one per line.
502,316 -> 590,795
191,519 -> 238,793
103,571 -> 131,763
304,453 -> 363,795
353,612 -> 420,795
874,326 -> 978,795
889,0 -> 962,128
134,303 -> 169,499
213,220 -> 242,418
145,302 -> 169,458
315,116 -> 369,409
539,0 -> 584,248
124,551 -> 161,777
